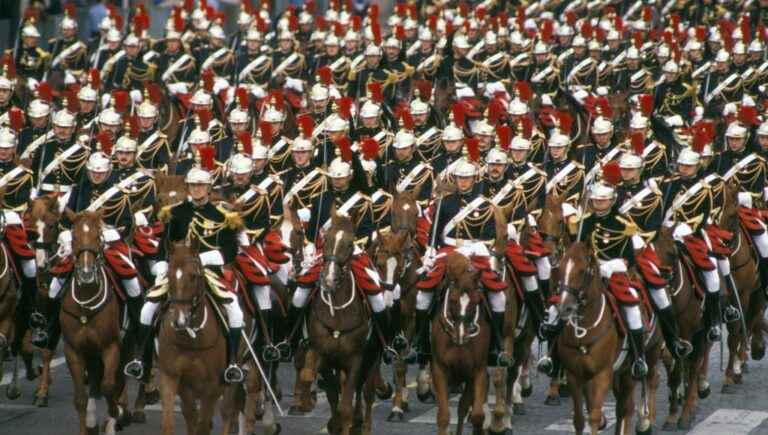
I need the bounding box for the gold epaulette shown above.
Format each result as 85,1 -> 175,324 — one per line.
223,211 -> 244,230
158,204 -> 176,223
616,215 -> 638,236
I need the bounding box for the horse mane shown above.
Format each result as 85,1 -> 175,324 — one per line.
720,180 -> 740,229
445,252 -> 477,290
563,241 -> 590,263
391,191 -> 419,233
330,210 -> 355,234
544,192 -> 564,211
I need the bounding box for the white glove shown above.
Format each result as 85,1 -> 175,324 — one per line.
167,82 -> 188,94
297,208 -> 311,223
238,231 -> 250,246
631,234 -> 646,250
672,223 -> 693,242
199,250 -> 225,266
134,211 -> 148,227
151,260 -> 168,278
598,258 -> 628,279
595,86 -> 609,96
101,228 -> 121,242
506,222 -> 520,243
737,192 -> 753,208
101,93 -> 112,109
64,72 -> 76,86
665,115 -> 684,127
130,89 -> 143,104
1,210 -> 22,225
57,230 -> 73,258
26,78 -> 39,92
249,84 -> 266,99
562,202 -> 578,218
422,247 -> 437,271
723,102 -> 737,116
213,77 -> 230,95
285,77 -> 304,93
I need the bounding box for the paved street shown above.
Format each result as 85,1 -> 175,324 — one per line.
3,333 -> 768,435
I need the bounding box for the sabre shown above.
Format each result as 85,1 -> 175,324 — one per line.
726,273 -> 749,344
240,330 -> 285,417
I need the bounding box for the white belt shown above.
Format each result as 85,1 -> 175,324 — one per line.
443,237 -> 492,248
39,183 -> 72,192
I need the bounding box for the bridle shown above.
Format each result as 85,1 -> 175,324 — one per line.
167,256 -> 207,335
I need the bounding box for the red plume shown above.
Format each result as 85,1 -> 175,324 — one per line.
515,81 -> 532,102
399,108 -> 414,130
663,31 -> 673,46
692,130 -> 707,153
268,90 -> 284,112
594,27 -> 606,42
638,94 -> 654,116
317,65 -> 332,86
2,55 -> 15,80
614,16 -> 624,33
695,26 -> 707,42
395,24 -> 405,41
488,98 -> 506,125
428,15 -> 438,32
367,81 -> 383,104
465,137 -> 480,162
184,0 -> 194,12
202,69 -> 214,93
297,114 -> 313,138
145,81 -> 162,105
739,105 -> 759,126
257,16 -> 268,33
37,81 -> 53,103
565,11 -> 576,27
305,0 -> 316,14
759,24 -> 767,43
289,14 -> 299,32
63,3 -> 76,17
89,68 -> 101,91
372,21 -> 382,45
96,132 -> 113,155
333,21 -> 344,37
541,19 -> 553,43
670,14 -> 680,31
515,6 -> 525,31
496,124 -> 512,150
368,3 -> 379,20
602,161 -> 621,185
459,3 -> 469,18
173,13 -> 185,32
236,87 -> 249,110
62,89 -> 79,113
396,3 -> 407,17
259,121 -> 273,141
199,145 -> 216,171
237,131 -> 253,155
351,15 -> 361,32
633,31 -> 643,49
642,6 -> 652,23
596,97 -> 613,118
9,107 -> 23,133
112,90 -> 129,113
451,103 -> 465,128
336,97 -> 353,120
335,137 -> 352,162
557,111 -> 573,135
520,117 -> 533,139
129,114 -> 140,139
476,6 -> 486,22
361,138 -> 379,160
415,80 -> 432,102
196,108 -> 212,130
631,132 -> 645,155
581,21 -> 593,39
741,16 -> 751,44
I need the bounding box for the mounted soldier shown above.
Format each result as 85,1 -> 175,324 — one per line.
30,111 -> 89,198
375,129 -> 434,208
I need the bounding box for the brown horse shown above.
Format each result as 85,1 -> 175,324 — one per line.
652,227 -> 712,430
430,252 -> 491,435
157,241 -> 236,435
370,191 -> 424,422
557,242 -> 662,435
60,210 -> 129,435
0,230 -> 19,389
307,212 -> 374,435
716,182 -> 764,394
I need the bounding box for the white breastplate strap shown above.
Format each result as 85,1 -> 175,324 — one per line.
442,196 -> 486,240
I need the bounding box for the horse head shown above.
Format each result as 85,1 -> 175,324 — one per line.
719,180 -> 741,234
167,241 -> 206,332
321,211 -> 355,293
537,193 -> 569,267
27,195 -> 62,270
373,230 -> 414,292
390,190 -> 419,235
558,242 -> 598,321
65,209 -> 103,285
443,252 -> 483,346
653,226 -> 680,268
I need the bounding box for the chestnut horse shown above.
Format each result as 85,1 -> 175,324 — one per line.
156,241 -> 237,435
430,252 -> 492,435
60,210 -> 129,435
0,228 -> 19,390
557,242 -> 663,435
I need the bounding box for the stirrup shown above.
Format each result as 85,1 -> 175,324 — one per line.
723,305 -> 741,323
224,364 -> 245,384
31,329 -> 48,348
707,326 -> 722,343
494,351 -> 512,367
382,345 -> 399,365
29,312 -> 47,328
392,333 -> 409,352
261,344 -> 281,363
275,340 -> 292,361
539,323 -> 561,341
124,359 -> 145,380
671,339 -> 693,358
631,359 -> 648,380
537,356 -> 555,376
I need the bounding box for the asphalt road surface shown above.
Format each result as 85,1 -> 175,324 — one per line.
3,332 -> 768,435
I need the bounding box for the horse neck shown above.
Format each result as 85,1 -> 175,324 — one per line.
580,273 -> 607,321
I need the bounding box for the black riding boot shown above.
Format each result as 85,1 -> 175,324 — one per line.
628,328 -> 648,380
410,308 -> 431,365
539,279 -> 551,300
125,323 -> 153,380
224,327 -> 244,384
704,291 -> 723,342
11,278 -> 36,355
657,306 -> 692,358
126,296 -> 143,331
260,309 -> 280,362
390,299 -> 408,352
721,275 -> 742,323
33,296 -> 60,350
489,312 -> 512,367
760,258 -> 768,297
524,290 -> 546,339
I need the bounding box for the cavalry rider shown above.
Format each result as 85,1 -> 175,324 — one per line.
416,158 -> 511,366
570,175 -> 650,379
376,130 -> 434,208
225,150 -> 289,361
543,132 -> 584,207
289,155 -> 394,353
662,148 -> 727,342
0,128 -> 41,356
35,151 -> 143,348
615,151 -> 692,358
714,122 -> 768,296
30,111 -> 89,197
126,165 -> 246,384
135,97 -> 171,171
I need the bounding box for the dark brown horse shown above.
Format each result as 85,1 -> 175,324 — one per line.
307,212 -> 374,435
157,241 -> 236,435
430,252 -> 491,435
60,210 -> 128,435
0,231 -> 19,390
557,242 -> 662,435
652,227 -> 712,430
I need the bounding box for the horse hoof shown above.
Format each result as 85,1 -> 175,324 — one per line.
376,382 -> 393,400
132,411 -> 146,424
636,424 -> 653,435
512,384 -> 528,400
698,386 -> 711,399
752,346 -> 766,361
599,414 -> 608,430
35,395 -> 48,407
5,386 -> 20,401
488,428 -> 510,435
401,401 -> 410,413
513,403 -> 526,415
742,363 -> 749,374
544,395 -> 560,406
721,384 -> 738,394
734,373 -> 743,384
267,423 -> 281,435
144,389 -> 160,405
417,390 -> 435,404
288,405 -> 306,416
387,410 -> 405,422
677,417 -> 692,430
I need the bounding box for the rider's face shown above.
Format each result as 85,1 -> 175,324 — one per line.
116,151 -> 135,168
727,136 -> 746,152
549,146 -> 567,161
488,163 -> 506,180
678,163 -> 698,178
620,168 -> 640,182
591,198 -> 613,214
395,146 -> 413,162
188,183 -> 210,202
0,147 -> 14,161
456,176 -> 474,193
80,100 -> 95,114
232,172 -> 251,186
0,89 -> 11,105
444,139 -> 462,153
292,150 -> 312,166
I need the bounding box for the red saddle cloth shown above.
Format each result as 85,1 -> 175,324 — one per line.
416,247 -> 507,292
703,224 -> 733,257
523,230 -> 551,258
505,240 -> 537,275
681,235 -> 717,271
635,247 -> 669,288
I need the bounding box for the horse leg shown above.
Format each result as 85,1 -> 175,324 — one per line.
177,385 -> 198,435
612,371 -> 635,435
679,352 -> 706,430
566,372 -> 585,435
101,342 -> 125,435
417,363 -> 434,403
490,366 -> 507,434
662,352 -> 681,430
219,384 -> 238,435
722,326 -> 740,393
323,367 -> 342,435
339,363 -> 360,435
159,371 -> 180,435
749,290 -> 766,360
34,347 -> 53,406
362,370 -> 376,435
470,368 -> 488,435
431,362 -> 451,435
586,369 -> 612,435
456,383 -> 472,435
387,359 -> 408,422
63,343 -> 90,435
5,349 -> 20,400
197,391 -> 220,435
